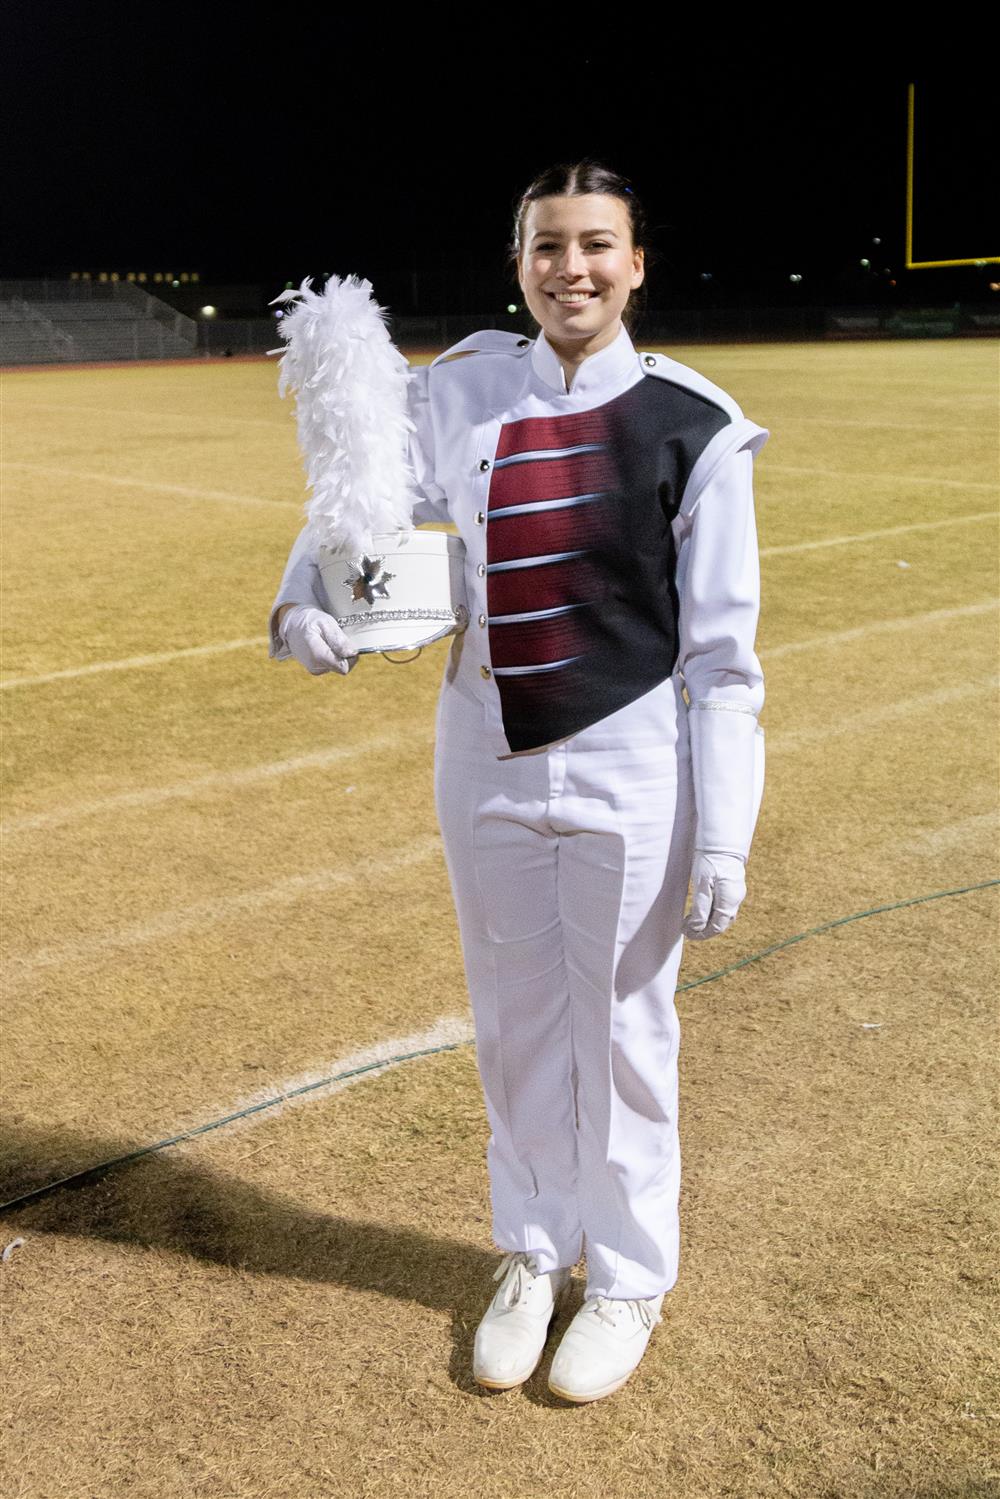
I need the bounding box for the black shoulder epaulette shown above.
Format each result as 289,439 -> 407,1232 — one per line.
637,349 -> 743,422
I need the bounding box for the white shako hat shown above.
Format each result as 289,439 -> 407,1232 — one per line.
315,530 -> 468,654
267,273 -> 469,657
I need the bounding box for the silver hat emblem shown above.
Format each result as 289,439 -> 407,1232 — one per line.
344,554 -> 396,607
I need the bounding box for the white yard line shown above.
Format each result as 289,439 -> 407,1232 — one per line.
97,817 -> 1000,1151
163,802 -> 993,1143
763,598 -> 998,658
761,510 -> 997,557
891,813 -> 998,859
5,833 -> 445,980
761,416 -> 989,433
0,635 -> 270,689
6,397 -> 989,435
192,1014 -> 477,1143
6,678 -> 998,978
764,465 -> 998,490
3,400 -> 288,429
3,603 -> 995,836
2,460 -> 296,510
2,731 -> 422,835
7,461 -> 996,506
3,518 -> 996,692
766,675 -> 999,754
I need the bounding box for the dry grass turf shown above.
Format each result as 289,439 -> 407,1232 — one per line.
1,338 -> 998,1499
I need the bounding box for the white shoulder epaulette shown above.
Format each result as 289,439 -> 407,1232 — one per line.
637,350 -> 744,423
431,329 -> 533,369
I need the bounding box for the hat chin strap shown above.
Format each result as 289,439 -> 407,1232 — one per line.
381,647 -> 424,664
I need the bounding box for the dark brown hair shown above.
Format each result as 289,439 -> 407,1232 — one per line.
507,157 -> 655,338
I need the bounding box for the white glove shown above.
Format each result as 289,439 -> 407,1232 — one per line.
682,704 -> 766,941
682,852 -> 747,940
279,605 -> 359,676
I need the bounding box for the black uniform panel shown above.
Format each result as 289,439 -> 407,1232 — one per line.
486,375 -> 732,752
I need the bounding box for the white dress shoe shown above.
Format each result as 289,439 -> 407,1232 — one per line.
473,1251 -> 573,1390
547,1292 -> 665,1403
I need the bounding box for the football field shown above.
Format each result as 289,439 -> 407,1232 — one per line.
2,338 -> 997,1498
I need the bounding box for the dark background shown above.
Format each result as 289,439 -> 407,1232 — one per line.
2,10 -> 995,316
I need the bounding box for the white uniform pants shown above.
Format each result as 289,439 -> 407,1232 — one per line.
433,668 -> 696,1300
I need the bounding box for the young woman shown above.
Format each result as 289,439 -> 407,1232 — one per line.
269,159 -> 769,1404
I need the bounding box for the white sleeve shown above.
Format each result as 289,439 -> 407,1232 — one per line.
673,432 -> 768,860
674,439 -> 765,715
266,522 -> 334,660
405,361 -> 450,528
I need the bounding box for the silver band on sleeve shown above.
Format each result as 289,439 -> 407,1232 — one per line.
692,699 -> 759,717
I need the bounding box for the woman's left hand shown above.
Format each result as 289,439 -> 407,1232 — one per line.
682,852 -> 747,940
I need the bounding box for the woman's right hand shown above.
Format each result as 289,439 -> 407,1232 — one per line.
279,604 -> 359,675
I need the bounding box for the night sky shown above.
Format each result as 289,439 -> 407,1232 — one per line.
3,12 -> 995,313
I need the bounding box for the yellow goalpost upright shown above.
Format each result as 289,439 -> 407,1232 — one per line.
905,81 -> 999,270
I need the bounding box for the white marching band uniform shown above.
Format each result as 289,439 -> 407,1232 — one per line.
268,321 -> 769,1301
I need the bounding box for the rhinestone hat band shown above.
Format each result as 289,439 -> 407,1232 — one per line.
342,607 -> 464,624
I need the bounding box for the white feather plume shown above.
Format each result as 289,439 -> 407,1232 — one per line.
266,274 -> 418,557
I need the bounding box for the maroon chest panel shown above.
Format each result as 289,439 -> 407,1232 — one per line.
486,404 -> 622,700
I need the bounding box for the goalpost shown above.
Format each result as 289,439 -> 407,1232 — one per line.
905,81 -> 998,271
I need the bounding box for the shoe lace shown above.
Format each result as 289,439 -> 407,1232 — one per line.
582,1295 -> 663,1331
492,1250 -> 540,1310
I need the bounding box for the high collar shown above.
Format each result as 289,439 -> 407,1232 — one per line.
529,320 -> 637,397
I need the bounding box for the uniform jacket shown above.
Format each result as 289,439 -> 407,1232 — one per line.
268,321 -> 769,755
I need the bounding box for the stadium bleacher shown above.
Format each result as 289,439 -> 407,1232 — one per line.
0,280 -> 197,364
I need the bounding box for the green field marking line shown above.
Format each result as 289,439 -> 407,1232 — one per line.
1,877 -> 997,1217
677,877 -> 1000,989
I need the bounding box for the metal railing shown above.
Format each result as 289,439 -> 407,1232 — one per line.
4,284 -> 998,366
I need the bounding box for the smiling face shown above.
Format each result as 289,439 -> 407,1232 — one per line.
516,193 -> 644,358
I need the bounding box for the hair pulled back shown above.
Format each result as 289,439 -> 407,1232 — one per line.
508,157 -> 654,339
